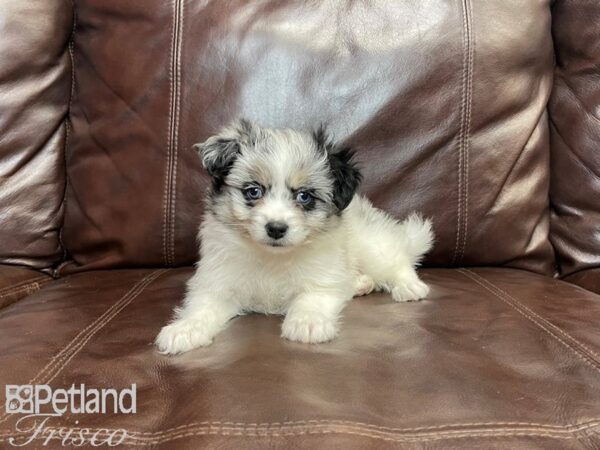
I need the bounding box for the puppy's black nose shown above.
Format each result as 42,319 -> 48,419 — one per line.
265,221 -> 288,240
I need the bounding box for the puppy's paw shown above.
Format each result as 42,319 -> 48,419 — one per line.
281,311 -> 338,344
155,319 -> 216,354
391,278 -> 430,302
354,274 -> 375,297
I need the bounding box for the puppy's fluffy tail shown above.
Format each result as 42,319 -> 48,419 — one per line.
401,213 -> 434,265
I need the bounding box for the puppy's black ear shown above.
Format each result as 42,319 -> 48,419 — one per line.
193,137 -> 240,179
313,126 -> 362,210
193,119 -> 260,179
328,148 -> 362,210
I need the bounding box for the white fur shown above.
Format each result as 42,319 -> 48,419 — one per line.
156,124 -> 434,354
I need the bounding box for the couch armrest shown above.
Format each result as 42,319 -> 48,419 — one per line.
0,265 -> 52,309
550,1 -> 600,280
563,269 -> 600,296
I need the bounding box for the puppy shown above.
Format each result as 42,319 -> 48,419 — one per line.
156,120 -> 434,354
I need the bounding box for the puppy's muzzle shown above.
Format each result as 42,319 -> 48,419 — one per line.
265,221 -> 288,240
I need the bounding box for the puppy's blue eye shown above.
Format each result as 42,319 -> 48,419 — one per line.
296,191 -> 313,204
243,186 -> 263,200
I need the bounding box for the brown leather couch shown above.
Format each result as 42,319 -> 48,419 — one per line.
1,1 -> 599,448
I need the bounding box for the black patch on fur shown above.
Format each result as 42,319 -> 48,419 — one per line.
194,118 -> 259,187
208,179 -> 228,208
328,149 -> 362,210
194,138 -> 240,181
312,126 -> 362,211
210,177 -> 226,193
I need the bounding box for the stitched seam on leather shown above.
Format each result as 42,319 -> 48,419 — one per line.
0,277 -> 48,297
452,0 -> 473,265
162,1 -> 175,266
3,421 -> 599,444
452,0 -> 474,264
169,0 -> 184,265
43,271 -> 167,385
162,0 -> 184,266
468,269 -> 600,362
459,269 -> 600,373
452,3 -> 466,265
57,0 -> 77,267
0,283 -> 41,300
119,421 -> 600,442
458,0 -> 473,263
0,431 -> 585,444
3,419 -> 599,439
0,270 -> 166,426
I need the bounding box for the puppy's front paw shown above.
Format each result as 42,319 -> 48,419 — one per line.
281,311 -> 338,344
354,274 -> 375,297
155,319 -> 216,354
391,278 -> 430,302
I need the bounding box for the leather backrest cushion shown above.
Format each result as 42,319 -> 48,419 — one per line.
549,0 -> 600,278
0,0 -> 72,270
62,0 -> 556,274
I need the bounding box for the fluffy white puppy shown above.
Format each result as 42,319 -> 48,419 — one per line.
156,120 -> 434,354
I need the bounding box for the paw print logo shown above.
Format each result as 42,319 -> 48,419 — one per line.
5,385 -> 34,414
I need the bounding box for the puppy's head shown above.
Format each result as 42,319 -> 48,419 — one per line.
194,119 -> 362,250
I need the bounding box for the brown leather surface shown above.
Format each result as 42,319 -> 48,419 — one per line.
564,269 -> 600,296
62,0 -> 555,274
1,268 -> 599,449
3,1 -> 600,449
0,265 -> 51,309
549,0 -> 600,284
0,0 -> 72,270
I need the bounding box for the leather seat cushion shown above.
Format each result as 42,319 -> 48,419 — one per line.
550,1 -> 600,286
0,265 -> 51,309
1,268 -> 599,448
